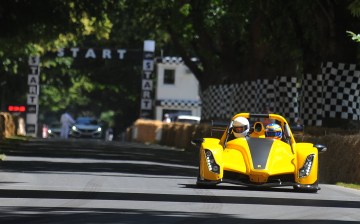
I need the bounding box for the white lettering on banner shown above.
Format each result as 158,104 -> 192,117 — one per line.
57,48 -> 65,57
117,49 -> 126,59
142,80 -> 153,90
85,48 -> 96,59
57,48 -> 127,60
141,99 -> 152,110
27,94 -> 38,105
103,49 -> 111,59
28,75 -> 39,85
29,85 -> 38,95
71,48 -> 80,57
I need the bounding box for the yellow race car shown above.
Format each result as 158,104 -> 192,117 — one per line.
192,113 -> 327,193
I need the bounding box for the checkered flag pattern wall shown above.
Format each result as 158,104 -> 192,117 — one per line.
159,99 -> 200,107
201,76 -> 299,122
201,86 -> 220,120
300,74 -> 323,126
322,62 -> 360,120
274,77 -> 299,123
201,62 -> 360,126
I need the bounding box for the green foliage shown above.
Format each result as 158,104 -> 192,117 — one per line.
1,0 -> 360,132
349,0 -> 360,17
347,31 -> 360,42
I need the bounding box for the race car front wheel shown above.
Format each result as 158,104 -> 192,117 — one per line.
293,181 -> 320,193
196,176 -> 218,188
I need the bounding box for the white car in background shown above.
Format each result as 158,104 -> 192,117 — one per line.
70,117 -> 103,138
174,115 -> 201,124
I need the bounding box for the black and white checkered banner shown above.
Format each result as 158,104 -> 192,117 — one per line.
201,62 -> 360,126
322,62 -> 360,120
156,99 -> 201,108
300,74 -> 323,126
300,62 -> 360,125
201,76 -> 299,123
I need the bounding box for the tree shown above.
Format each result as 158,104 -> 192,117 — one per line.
1,0 -> 360,130
157,0 -> 360,90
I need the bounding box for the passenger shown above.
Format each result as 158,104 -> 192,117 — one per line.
265,123 -> 282,140
232,117 -> 250,138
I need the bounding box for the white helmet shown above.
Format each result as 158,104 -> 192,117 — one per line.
232,117 -> 249,138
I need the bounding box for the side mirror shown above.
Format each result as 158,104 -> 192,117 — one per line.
314,144 -> 327,153
191,138 -> 204,147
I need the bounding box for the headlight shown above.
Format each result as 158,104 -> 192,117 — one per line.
97,127 -> 102,132
204,149 -> 220,174
48,130 -> 52,134
299,154 -> 315,178
72,126 -> 77,131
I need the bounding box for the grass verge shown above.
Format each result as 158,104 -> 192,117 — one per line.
0,154 -> 6,161
336,182 -> 360,190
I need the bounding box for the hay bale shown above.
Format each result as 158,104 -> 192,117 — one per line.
0,112 -> 16,138
302,134 -> 360,184
162,123 -> 177,146
132,119 -> 163,143
0,113 -> 4,139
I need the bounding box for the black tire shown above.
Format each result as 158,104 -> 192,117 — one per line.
293,182 -> 319,193
196,177 -> 217,188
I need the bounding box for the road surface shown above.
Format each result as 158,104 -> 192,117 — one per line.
0,138 -> 359,223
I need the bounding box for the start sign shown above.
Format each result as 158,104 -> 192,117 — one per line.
57,48 -> 127,60
26,55 -> 40,137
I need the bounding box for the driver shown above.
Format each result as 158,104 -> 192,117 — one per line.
265,123 -> 282,140
233,117 -> 250,138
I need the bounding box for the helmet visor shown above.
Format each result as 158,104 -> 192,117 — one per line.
265,131 -> 281,138
233,126 -> 247,133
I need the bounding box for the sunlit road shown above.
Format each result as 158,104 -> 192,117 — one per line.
0,138 -> 359,224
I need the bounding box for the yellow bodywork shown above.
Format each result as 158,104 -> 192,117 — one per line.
198,113 -> 320,187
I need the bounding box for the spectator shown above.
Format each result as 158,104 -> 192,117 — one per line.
105,127 -> 114,141
262,104 -> 274,126
60,110 -> 75,139
295,117 -> 303,128
163,113 -> 171,123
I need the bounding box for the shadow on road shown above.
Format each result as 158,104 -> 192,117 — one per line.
0,206 -> 356,224
1,139 -> 359,223
0,139 -> 198,177
0,188 -> 359,208
0,189 -> 359,224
